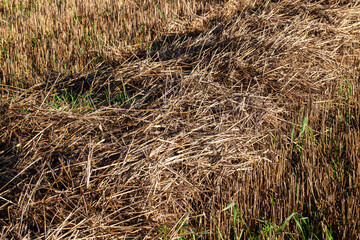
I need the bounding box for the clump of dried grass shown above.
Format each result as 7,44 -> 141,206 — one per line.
1,0 -> 360,239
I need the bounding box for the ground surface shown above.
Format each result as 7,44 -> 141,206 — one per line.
0,0 -> 360,239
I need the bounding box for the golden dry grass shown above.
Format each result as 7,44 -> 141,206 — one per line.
1,0 -> 360,239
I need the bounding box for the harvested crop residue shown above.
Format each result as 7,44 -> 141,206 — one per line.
1,0 -> 359,239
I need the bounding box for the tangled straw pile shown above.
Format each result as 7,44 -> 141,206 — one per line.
1,0 -> 360,239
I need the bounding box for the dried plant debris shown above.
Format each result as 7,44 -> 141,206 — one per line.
0,0 -> 360,239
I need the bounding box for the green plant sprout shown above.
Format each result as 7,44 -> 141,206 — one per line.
46,89 -> 99,112
289,117 -> 314,157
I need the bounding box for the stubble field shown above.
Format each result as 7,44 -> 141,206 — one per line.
0,0 -> 359,239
